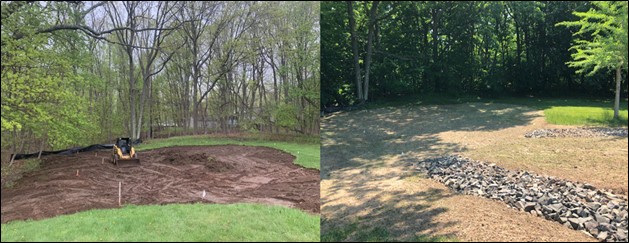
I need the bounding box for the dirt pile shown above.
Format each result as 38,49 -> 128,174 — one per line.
1,145 -> 319,223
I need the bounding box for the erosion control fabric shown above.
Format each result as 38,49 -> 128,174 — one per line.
12,140 -> 142,160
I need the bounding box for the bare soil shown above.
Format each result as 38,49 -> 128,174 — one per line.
1,145 -> 319,224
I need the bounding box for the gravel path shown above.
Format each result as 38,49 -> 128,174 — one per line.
525,128 -> 628,138
411,155 -> 629,242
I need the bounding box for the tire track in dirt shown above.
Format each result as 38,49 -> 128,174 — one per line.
1,145 -> 319,223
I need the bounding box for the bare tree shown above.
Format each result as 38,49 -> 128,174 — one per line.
104,1 -> 179,140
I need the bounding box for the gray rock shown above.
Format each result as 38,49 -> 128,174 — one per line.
563,221 -> 573,230
598,223 -> 612,232
515,201 -> 535,213
476,189 -> 485,196
589,227 -> 599,237
613,215 -> 625,223
599,205 -> 610,214
579,216 -> 594,225
615,230 -> 627,241
608,202 -> 618,210
568,217 -> 582,230
586,202 -> 601,211
595,213 -> 611,224
583,220 -> 598,232
414,155 -> 629,242
538,195 -> 550,205
523,202 -> 537,212
571,207 -> 584,216
525,127 -> 628,138
547,203 -> 564,213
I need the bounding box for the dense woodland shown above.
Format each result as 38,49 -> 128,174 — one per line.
1,1 -> 319,161
322,1 -> 628,107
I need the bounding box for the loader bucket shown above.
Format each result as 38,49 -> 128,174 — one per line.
115,158 -> 140,166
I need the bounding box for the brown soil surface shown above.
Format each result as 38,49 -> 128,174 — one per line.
321,103 -> 624,241
1,145 -> 319,223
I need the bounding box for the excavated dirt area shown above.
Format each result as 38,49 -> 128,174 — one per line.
1,145 -> 319,223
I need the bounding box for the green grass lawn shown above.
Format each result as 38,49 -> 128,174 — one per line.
321,221 -> 455,242
0,203 -> 320,242
136,135 -> 320,169
487,97 -> 628,126
363,94 -> 628,127
544,106 -> 628,126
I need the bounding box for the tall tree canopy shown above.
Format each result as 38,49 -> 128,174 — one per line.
1,1 -> 319,162
321,1 -> 628,108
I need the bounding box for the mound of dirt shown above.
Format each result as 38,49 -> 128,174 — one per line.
146,149 -> 234,173
0,145 -> 319,224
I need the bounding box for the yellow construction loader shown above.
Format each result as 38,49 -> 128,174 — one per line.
112,137 -> 140,166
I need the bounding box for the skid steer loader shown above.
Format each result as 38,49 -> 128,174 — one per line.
112,137 -> 140,166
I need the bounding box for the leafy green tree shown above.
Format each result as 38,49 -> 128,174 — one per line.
1,2 -> 94,163
557,1 -> 628,119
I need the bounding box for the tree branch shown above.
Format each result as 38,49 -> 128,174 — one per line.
36,24 -> 185,37
81,1 -> 107,16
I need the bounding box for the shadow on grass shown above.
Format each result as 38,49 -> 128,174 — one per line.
586,110 -> 629,127
322,103 -> 537,175
362,93 -> 628,113
321,182 -> 458,242
322,218 -> 456,242
321,102 -> 540,241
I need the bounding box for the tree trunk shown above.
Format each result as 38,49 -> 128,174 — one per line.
270,50 -> 279,105
431,8 -> 438,63
128,46 -> 137,140
281,50 -> 289,104
37,137 -> 46,159
430,7 -> 439,92
148,80 -> 154,139
614,66 -> 621,120
135,74 -> 151,140
347,1 -> 363,101
516,26 -> 521,65
9,127 -> 18,166
363,1 -> 379,102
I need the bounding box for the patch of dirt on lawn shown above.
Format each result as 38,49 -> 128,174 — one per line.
321,103 -> 624,241
1,145 -> 319,224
